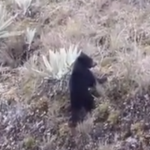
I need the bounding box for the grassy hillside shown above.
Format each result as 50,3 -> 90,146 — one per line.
0,0 -> 150,150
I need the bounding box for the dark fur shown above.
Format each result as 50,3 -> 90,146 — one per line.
69,52 -> 99,127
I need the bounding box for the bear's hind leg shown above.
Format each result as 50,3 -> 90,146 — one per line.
83,95 -> 95,113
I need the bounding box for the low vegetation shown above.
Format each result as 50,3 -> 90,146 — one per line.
0,0 -> 150,150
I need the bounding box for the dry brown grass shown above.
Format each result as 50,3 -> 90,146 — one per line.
1,0 -> 150,149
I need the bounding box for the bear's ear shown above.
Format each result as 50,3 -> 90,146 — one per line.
79,52 -> 87,58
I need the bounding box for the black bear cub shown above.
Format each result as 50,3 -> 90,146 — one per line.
69,52 -> 107,127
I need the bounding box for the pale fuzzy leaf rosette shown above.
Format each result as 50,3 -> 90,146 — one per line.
25,27 -> 36,50
42,45 -> 81,80
0,3 -> 24,38
14,0 -> 33,15
21,46 -> 81,99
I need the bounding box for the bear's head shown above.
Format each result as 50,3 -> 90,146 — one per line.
77,52 -> 97,68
